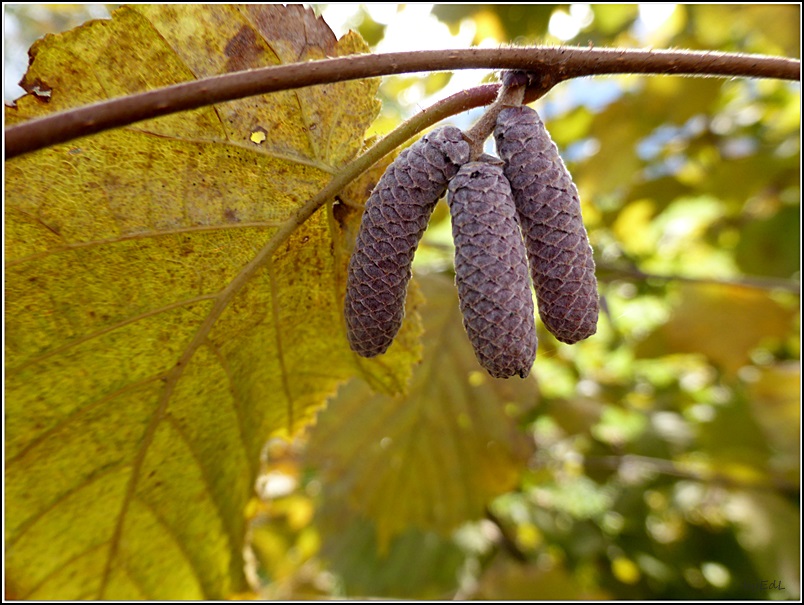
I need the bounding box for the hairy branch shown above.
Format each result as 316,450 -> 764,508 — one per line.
5,47 -> 800,160
464,79 -> 527,160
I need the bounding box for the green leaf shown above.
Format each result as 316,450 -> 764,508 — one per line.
307,274 -> 536,546
316,503 -> 466,599
691,5 -> 801,57
725,491 -> 801,598
472,557 -> 611,600
735,205 -> 801,279
431,4 -> 555,42
4,5 -> 414,599
635,283 -> 796,374
743,362 -> 800,483
590,5 -> 638,36
591,405 -> 649,448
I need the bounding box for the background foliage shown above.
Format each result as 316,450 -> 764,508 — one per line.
4,4 -> 800,600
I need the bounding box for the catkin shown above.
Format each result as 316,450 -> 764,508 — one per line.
448,161 -> 538,378
345,126 -> 470,357
494,105 -> 599,344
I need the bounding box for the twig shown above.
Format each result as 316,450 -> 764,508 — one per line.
595,262 -> 801,294
5,47 -> 800,160
586,454 -> 799,496
464,78 -> 526,160
485,507 -> 528,563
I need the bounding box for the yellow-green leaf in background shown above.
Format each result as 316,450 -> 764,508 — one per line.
744,362 -> 801,484
4,5 -> 417,600
724,491 -> 801,598
471,557 -> 611,600
316,501 -> 466,599
306,274 -> 537,547
634,283 -> 796,374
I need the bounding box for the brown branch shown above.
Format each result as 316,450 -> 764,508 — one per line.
464,80 -> 527,160
5,47 -> 800,160
485,507 -> 529,563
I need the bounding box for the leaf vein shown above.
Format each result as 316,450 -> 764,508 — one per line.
21,541 -> 109,600
7,463 -> 128,551
206,340 -> 258,479
163,413 -> 242,560
267,257 -> 295,433
134,493 -> 208,596
7,373 -> 165,467
7,295 -> 217,375
132,129 -> 335,172
6,222 -> 285,268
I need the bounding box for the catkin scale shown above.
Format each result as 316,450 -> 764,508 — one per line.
345,126 -> 470,357
448,162 -> 538,378
494,106 -> 599,344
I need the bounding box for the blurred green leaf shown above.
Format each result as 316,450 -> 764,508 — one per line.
590,5 -> 639,36
316,503 -> 465,599
306,274 -> 536,545
355,8 -> 386,47
592,405 -> 650,447
432,4 -> 557,43
635,283 -> 796,373
725,491 -> 801,598
735,205 -> 801,279
472,556 -> 610,600
691,5 -> 801,57
744,362 -> 801,484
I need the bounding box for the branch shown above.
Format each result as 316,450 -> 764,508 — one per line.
464,79 -> 527,160
485,507 -> 528,563
5,47 -> 800,160
596,261 -> 801,294
585,454 -> 799,496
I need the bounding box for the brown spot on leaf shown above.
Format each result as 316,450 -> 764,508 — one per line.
224,25 -> 264,72
244,4 -> 337,62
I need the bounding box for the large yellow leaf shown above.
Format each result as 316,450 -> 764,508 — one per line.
4,5 -> 418,600
307,274 -> 537,546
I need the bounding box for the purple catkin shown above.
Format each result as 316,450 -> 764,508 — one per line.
345,126 -> 470,357
494,105 -> 599,344
448,161 -> 538,379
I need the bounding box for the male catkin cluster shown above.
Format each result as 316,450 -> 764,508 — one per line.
494,106 -> 599,344
448,162 -> 538,378
345,126 -> 470,357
